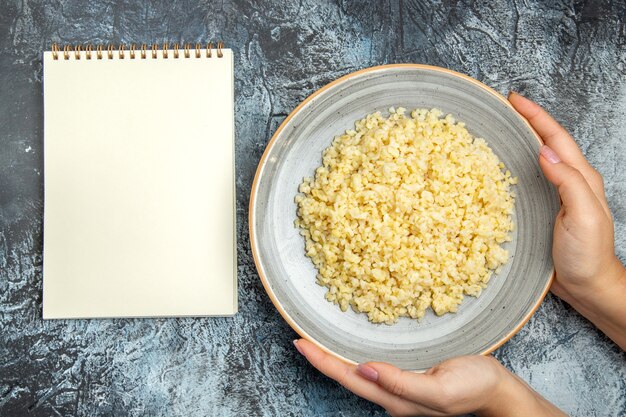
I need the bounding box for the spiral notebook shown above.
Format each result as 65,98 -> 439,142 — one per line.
42,43 -> 237,318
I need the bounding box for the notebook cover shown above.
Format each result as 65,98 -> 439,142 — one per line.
42,47 -> 237,318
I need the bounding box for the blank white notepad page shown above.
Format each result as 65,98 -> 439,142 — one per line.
43,48 -> 236,318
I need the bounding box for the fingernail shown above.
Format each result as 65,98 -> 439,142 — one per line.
356,364 -> 379,382
293,340 -> 305,356
508,90 -> 518,98
540,145 -> 561,164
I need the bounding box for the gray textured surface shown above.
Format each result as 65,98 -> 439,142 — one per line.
0,0 -> 624,416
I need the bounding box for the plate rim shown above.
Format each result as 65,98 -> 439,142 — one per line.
249,63 -> 555,370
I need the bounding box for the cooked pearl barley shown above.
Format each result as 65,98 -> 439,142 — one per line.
295,108 -> 517,324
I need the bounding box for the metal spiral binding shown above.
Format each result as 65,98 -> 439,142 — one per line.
50,42 -> 225,60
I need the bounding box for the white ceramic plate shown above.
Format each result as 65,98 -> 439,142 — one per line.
249,64 -> 559,371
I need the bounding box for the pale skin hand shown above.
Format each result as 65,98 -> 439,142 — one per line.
294,339 -> 565,417
509,92 -> 626,350
293,93 -> 626,416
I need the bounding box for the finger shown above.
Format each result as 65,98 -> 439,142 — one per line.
511,92 -> 611,216
508,92 -> 589,169
360,361 -> 444,404
538,146 -> 605,218
294,340 -> 423,416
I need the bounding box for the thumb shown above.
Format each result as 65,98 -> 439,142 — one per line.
539,145 -> 603,218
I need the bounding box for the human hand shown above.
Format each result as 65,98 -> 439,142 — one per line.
294,339 -> 565,417
508,92 -> 619,297
509,92 -> 626,349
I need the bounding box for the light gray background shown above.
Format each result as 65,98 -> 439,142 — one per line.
0,0 -> 624,416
